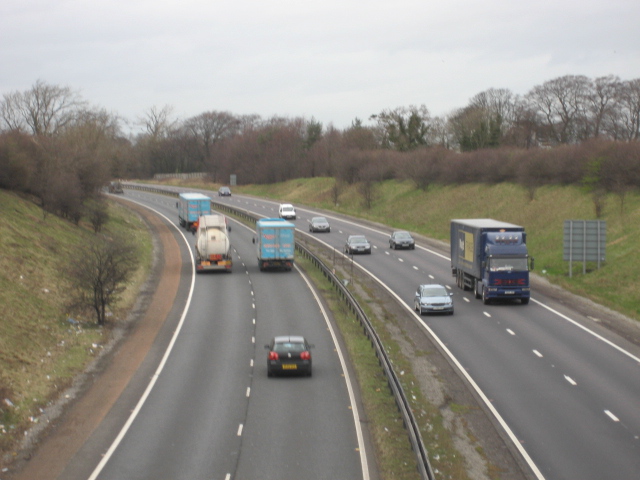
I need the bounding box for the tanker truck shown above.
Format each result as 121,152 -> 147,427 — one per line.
195,214 -> 232,272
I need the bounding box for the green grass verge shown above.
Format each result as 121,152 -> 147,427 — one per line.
0,191 -> 153,456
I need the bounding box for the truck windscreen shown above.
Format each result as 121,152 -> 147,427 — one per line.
489,257 -> 528,272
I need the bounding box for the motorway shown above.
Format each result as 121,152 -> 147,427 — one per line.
54,191 -> 373,480
194,189 -> 640,480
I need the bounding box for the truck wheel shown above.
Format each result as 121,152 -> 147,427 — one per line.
521,298 -> 530,305
482,289 -> 491,305
474,280 -> 482,299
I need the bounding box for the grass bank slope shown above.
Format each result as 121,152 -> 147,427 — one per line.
0,190 -> 152,456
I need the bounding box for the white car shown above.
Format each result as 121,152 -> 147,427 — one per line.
278,203 -> 296,220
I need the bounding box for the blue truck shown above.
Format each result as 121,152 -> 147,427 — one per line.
255,218 -> 295,271
451,219 -> 534,305
177,193 -> 211,231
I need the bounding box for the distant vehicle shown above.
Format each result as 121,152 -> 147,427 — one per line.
255,218 -> 295,271
194,214 -> 232,272
450,219 -> 533,305
345,235 -> 372,254
414,284 -> 454,315
309,216 -> 330,233
389,231 -> 415,250
218,186 -> 231,196
265,335 -> 314,377
278,203 -> 296,220
177,193 -> 211,232
108,181 -> 123,194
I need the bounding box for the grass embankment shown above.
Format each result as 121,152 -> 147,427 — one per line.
219,178 -> 639,322
0,190 -> 152,458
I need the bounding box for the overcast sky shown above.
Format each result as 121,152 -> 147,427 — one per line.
1,0 -> 639,131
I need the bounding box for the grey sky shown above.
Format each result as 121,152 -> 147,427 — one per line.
1,0 -> 638,131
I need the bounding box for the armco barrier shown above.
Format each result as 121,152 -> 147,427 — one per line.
121,183 -> 435,479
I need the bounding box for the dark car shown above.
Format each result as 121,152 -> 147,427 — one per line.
345,235 -> 372,254
309,216 -> 331,233
218,186 -> 231,196
414,284 -> 454,315
389,231 -> 415,250
265,336 -> 314,377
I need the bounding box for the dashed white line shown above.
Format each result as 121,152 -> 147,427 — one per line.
237,424 -> 244,435
428,274 -> 435,280
507,329 -> 515,336
246,387 -> 251,397
413,265 -> 419,270
604,410 -> 620,422
564,375 -> 577,386
483,312 -> 491,318
533,350 -> 543,358
398,258 -> 404,262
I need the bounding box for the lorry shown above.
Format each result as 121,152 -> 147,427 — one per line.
451,219 -> 533,305
177,193 -> 211,231
255,218 -> 295,271
195,214 -> 233,272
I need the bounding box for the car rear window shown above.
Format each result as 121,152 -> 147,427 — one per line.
274,342 -> 306,353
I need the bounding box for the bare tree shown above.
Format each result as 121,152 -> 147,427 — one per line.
67,233 -> 139,325
0,80 -> 86,136
139,105 -> 176,139
183,111 -> 240,181
525,75 -> 591,144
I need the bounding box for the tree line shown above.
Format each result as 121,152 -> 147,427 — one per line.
1,76 -> 639,218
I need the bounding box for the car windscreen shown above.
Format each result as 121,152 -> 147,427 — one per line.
422,287 -> 448,297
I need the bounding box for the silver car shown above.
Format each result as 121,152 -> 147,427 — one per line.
414,284 -> 454,315
309,216 -> 331,233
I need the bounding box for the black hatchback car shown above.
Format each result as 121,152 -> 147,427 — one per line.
265,336 -> 314,377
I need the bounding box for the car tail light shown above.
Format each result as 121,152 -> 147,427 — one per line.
300,351 -> 311,360
268,351 -> 279,360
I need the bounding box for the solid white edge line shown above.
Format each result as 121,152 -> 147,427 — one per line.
295,265 -> 370,480
88,199 -> 197,480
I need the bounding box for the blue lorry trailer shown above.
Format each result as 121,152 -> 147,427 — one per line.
451,219 -> 533,305
255,218 -> 295,271
177,193 -> 212,231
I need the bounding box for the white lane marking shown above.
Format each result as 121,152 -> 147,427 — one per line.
246,387 -> 251,397
483,312 -> 491,318
413,265 -> 419,270
564,375 -> 577,386
531,298 -> 640,365
398,258 -> 404,263
295,266 -> 371,480
428,274 -> 435,280
507,329 -> 516,336
385,251 -> 390,255
251,336 -> 255,344
250,359 -> 254,367
605,410 -> 619,422
237,424 -> 244,436
88,200 -> 197,480
533,350 -> 543,358
463,297 -> 470,303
